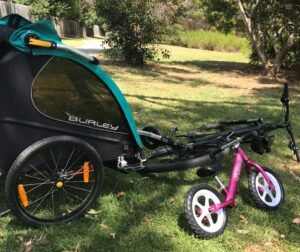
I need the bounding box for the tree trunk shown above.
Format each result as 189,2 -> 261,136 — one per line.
235,0 -> 270,74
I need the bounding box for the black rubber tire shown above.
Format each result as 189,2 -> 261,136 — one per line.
248,167 -> 284,210
141,126 -> 161,150
143,148 -> 230,173
5,136 -> 104,227
184,184 -> 228,239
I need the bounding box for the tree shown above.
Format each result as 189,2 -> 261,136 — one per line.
201,0 -> 300,77
201,0 -> 242,33
235,0 -> 300,76
95,0 -> 184,65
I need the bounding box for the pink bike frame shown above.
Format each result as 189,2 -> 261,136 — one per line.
210,145 -> 275,213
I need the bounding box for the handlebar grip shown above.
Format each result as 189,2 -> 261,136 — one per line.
27,38 -> 55,48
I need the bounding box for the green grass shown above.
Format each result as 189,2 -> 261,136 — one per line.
158,45 -> 250,64
0,46 -> 299,251
164,29 -> 251,55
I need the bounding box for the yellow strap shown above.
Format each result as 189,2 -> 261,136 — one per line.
18,184 -> 29,207
28,38 -> 53,48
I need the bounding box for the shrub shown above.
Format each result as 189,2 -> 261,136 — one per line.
96,0 -> 184,65
164,29 -> 251,55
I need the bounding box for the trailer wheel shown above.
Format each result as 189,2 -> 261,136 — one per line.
5,136 -> 103,227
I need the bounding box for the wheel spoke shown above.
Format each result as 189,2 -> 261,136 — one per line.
206,214 -> 214,226
262,190 -> 267,200
64,184 -> 91,193
30,187 -> 55,214
29,164 -> 51,181
23,182 -> 53,187
67,180 -> 95,183
26,181 -> 53,194
64,153 -> 84,173
197,212 -> 206,222
50,148 -> 58,172
267,190 -> 275,200
205,196 -> 210,208
62,148 -> 75,172
62,187 -> 84,202
257,179 -> 265,187
55,148 -> 62,172
24,174 -> 49,182
65,162 -> 91,182
51,189 -> 55,218
39,154 -> 53,174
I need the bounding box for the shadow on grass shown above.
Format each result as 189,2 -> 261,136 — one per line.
168,60 -> 263,76
0,66 -> 299,250
1,168 -> 182,251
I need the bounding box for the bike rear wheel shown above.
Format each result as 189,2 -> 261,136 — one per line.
5,136 -> 103,227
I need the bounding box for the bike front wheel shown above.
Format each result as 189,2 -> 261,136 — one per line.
184,184 -> 227,239
248,167 -> 284,210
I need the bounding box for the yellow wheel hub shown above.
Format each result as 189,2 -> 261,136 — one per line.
56,181 -> 63,188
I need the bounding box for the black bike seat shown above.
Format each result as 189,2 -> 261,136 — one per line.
197,163 -> 224,177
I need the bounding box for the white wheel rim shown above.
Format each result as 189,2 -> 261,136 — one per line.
255,172 -> 282,207
192,189 -> 225,233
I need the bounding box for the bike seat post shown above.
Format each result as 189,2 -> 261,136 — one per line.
214,175 -> 228,194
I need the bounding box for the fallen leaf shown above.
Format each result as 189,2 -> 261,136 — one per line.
17,236 -> 23,243
292,218 -> 300,224
116,191 -> 126,198
75,243 -> 80,252
239,215 -> 248,223
169,197 -> 176,203
99,223 -> 109,229
143,214 -> 150,223
37,235 -> 44,241
87,209 -> 100,215
110,232 -> 116,239
237,229 -> 249,234
25,240 -> 32,252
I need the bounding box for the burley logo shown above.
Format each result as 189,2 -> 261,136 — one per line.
68,116 -> 119,131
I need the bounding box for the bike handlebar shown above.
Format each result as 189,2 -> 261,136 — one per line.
210,131 -> 258,156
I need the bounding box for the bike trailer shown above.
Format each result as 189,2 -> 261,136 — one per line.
0,14 -> 142,176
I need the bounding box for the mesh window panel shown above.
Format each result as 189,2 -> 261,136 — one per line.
32,57 -> 129,133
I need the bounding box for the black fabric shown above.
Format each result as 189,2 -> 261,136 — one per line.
0,43 -> 137,175
7,15 -> 21,29
0,26 -> 15,43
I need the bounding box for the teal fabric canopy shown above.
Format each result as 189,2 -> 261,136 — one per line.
0,14 -> 142,148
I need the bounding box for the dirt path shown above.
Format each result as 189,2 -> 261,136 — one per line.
78,38 -> 109,55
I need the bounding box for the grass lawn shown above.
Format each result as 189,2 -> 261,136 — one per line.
0,45 -> 299,251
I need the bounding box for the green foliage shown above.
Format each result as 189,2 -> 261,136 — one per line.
13,0 -> 100,27
163,29 -> 251,55
176,1 -> 209,30
95,0 -> 184,65
200,0 -> 241,34
200,0 -> 300,74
